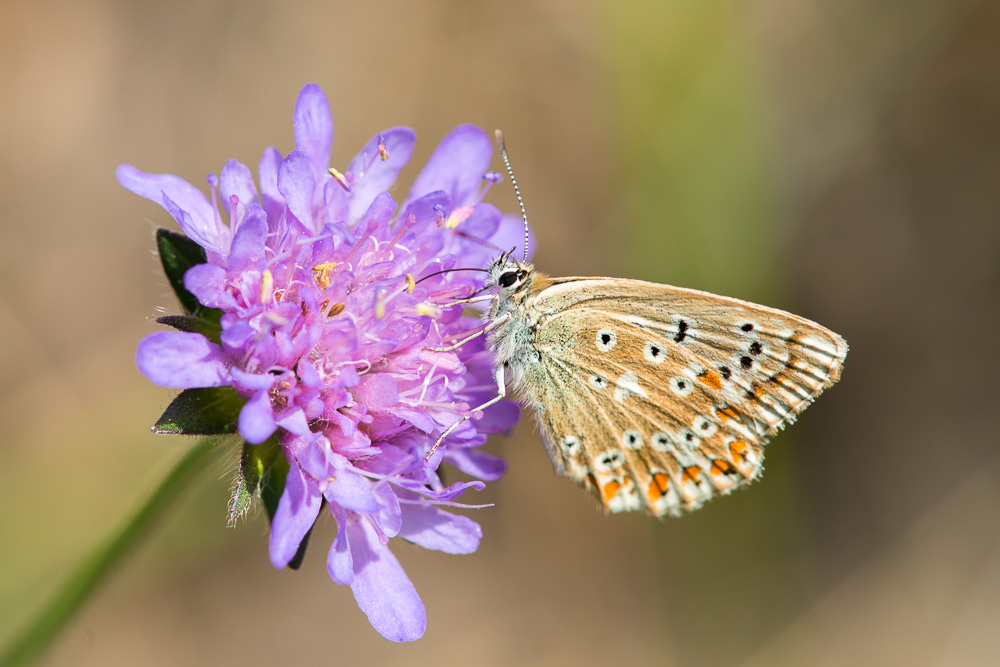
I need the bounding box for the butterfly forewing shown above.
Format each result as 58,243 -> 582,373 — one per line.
519,276 -> 847,516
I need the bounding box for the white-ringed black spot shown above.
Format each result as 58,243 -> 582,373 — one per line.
651,432 -> 672,451
622,430 -> 643,449
595,449 -> 625,471
589,374 -> 609,389
693,416 -> 718,437
669,376 -> 694,397
644,341 -> 665,364
561,435 -> 581,452
678,429 -> 701,448
595,329 -> 617,352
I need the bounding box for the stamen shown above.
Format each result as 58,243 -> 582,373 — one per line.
405,273 -> 416,293
416,303 -> 441,317
433,204 -> 446,227
312,262 -> 337,290
260,269 -> 274,303
327,302 -> 345,317
483,171 -> 503,183
375,292 -> 385,319
377,134 -> 389,161
328,166 -> 352,193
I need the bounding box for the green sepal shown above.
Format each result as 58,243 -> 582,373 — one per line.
228,437 -> 287,525
156,314 -> 223,345
155,228 -> 221,328
152,386 -> 244,436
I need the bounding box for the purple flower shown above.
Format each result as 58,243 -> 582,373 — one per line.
119,84 -> 530,641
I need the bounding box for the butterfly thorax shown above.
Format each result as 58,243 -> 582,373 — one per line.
482,257 -> 552,397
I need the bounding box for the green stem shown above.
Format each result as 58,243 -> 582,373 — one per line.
1,438 -> 217,667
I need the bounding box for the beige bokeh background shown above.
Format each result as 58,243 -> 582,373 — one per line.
3,1 -> 999,665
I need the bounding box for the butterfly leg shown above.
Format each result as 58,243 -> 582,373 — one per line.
424,364 -> 507,462
424,311 -> 510,353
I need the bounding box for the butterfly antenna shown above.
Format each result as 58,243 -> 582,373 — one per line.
494,130 -> 530,262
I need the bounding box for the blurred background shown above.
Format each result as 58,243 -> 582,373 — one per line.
2,0 -> 998,664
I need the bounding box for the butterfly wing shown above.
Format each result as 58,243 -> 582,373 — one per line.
521,277 -> 847,516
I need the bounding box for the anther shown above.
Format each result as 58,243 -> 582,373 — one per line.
312,262 -> 337,290
260,269 -> 274,303
405,273 -> 416,294
445,205 -> 475,229
377,134 -> 389,161
328,167 -> 352,193
415,303 -> 441,317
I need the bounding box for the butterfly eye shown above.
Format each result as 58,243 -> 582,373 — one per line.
497,271 -> 521,287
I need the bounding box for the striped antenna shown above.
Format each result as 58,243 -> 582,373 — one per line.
494,130 -> 530,262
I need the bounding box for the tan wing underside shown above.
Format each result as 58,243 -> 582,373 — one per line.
522,278 -> 847,516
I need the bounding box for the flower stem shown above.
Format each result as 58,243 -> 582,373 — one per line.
1,438 -> 217,667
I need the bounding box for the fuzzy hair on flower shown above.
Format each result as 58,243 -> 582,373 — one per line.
118,84 -> 531,641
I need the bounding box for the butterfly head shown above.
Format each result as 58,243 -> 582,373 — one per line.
484,253 -> 534,295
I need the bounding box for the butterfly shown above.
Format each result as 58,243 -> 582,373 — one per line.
428,132 -> 848,517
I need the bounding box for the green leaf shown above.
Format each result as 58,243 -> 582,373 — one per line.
153,387 -> 244,436
155,228 -> 210,317
156,315 -> 223,344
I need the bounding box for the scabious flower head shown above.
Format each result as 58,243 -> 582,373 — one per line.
119,84 -> 531,641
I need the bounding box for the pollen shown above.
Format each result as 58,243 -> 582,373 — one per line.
415,302 -> 441,317
698,369 -> 722,390
603,480 -> 622,501
444,204 -> 475,229
312,262 -> 337,290
405,273 -> 416,293
328,166 -> 352,193
260,269 -> 274,303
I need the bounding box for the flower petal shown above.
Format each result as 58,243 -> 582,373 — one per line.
269,457 -> 322,569
445,448 -> 507,481
183,263 -> 228,308
277,150 -> 316,229
348,516 -> 426,642
239,389 -> 277,444
327,503 -> 353,585
405,124 -> 491,208
345,128 -> 416,223
219,159 -> 260,218
117,164 -> 217,237
398,504 -> 482,554
293,83 -> 333,177
258,146 -> 285,223
136,331 -> 228,388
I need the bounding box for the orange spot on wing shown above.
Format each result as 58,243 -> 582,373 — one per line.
682,466 -> 702,484
729,440 -> 748,462
698,370 -> 722,390
715,406 -> 738,421
711,460 -> 735,476
648,473 -> 670,503
603,480 -> 622,501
